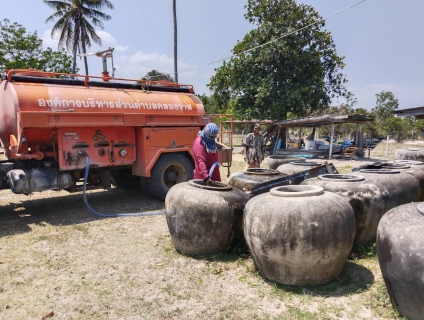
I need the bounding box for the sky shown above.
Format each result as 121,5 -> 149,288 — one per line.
2,0 -> 424,111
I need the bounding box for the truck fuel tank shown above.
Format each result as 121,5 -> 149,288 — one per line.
7,165 -> 73,194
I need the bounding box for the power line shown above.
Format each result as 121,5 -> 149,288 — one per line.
175,0 -> 366,76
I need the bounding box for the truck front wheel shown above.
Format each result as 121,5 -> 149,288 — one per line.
149,153 -> 193,200
110,168 -> 142,189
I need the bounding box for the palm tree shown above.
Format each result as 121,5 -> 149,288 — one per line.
173,0 -> 178,83
44,0 -> 114,75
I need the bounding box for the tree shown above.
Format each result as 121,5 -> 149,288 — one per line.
196,94 -> 219,114
143,69 -> 175,82
373,91 -> 399,120
0,19 -> 73,73
208,0 -> 347,120
173,0 -> 178,83
317,92 -> 359,140
44,0 -> 114,75
370,91 -> 404,139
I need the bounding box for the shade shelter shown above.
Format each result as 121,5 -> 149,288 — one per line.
263,114 -> 375,159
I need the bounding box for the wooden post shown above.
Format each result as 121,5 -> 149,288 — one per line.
385,135 -> 389,158
329,122 -> 334,160
285,127 -> 289,149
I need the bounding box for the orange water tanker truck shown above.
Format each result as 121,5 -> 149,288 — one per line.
0,61 -> 232,201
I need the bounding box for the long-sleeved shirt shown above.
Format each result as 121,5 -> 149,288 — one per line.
192,136 -> 221,182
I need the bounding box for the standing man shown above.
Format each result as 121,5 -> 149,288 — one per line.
193,123 -> 221,185
243,123 -> 265,168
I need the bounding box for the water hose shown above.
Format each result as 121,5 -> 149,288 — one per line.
83,154 -> 165,217
209,161 -> 221,178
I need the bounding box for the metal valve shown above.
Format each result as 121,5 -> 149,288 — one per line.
119,149 -> 127,157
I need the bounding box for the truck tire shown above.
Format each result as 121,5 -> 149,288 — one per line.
140,177 -> 154,196
110,168 -> 142,189
149,153 -> 193,200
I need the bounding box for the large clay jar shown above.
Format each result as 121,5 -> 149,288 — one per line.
377,202 -> 424,320
267,155 -> 305,170
244,185 -> 356,286
394,148 -> 424,162
301,174 -> 388,243
277,161 -> 322,175
165,180 -> 244,256
350,169 -> 420,212
382,162 -> 424,201
228,168 -> 286,191
393,159 -> 424,166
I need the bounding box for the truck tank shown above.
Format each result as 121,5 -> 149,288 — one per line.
0,67 -> 218,200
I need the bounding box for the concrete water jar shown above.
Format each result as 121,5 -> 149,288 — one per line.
301,174 -> 388,243
243,185 -> 356,286
377,202 -> 424,320
276,161 -> 321,175
383,162 -> 424,201
350,169 -> 420,212
228,168 -> 286,191
266,155 -> 305,170
165,180 -> 244,256
394,147 -> 424,162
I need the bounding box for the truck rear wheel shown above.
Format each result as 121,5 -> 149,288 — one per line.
140,177 -> 154,196
149,153 -> 193,200
111,168 -> 142,189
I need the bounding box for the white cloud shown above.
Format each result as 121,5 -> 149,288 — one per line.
41,29 -> 60,49
114,45 -> 128,52
95,30 -> 116,44
114,51 -> 195,80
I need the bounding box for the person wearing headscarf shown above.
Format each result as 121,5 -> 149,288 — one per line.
193,123 -> 221,185
243,123 -> 265,168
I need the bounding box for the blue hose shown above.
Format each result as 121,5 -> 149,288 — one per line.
83,155 -> 165,217
209,161 -> 221,178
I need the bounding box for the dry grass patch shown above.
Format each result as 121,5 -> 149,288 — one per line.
1,141 -> 417,319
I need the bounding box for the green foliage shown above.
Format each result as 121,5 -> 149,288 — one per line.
208,0 -> 347,120
196,93 -> 234,114
373,91 -> 399,120
351,242 -> 377,259
0,19 -> 73,73
317,92 -> 369,140
39,47 -> 73,73
369,91 -> 417,141
196,93 -> 217,114
143,69 -> 175,82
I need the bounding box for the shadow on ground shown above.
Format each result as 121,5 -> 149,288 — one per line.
270,261 -> 375,297
0,187 -> 164,238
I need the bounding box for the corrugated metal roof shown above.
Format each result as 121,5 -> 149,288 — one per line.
224,120 -> 274,125
393,106 -> 424,118
272,114 -> 374,128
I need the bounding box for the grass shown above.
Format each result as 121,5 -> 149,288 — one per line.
0,141 -> 419,319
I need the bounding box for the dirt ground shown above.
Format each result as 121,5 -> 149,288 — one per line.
0,141 -> 417,319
